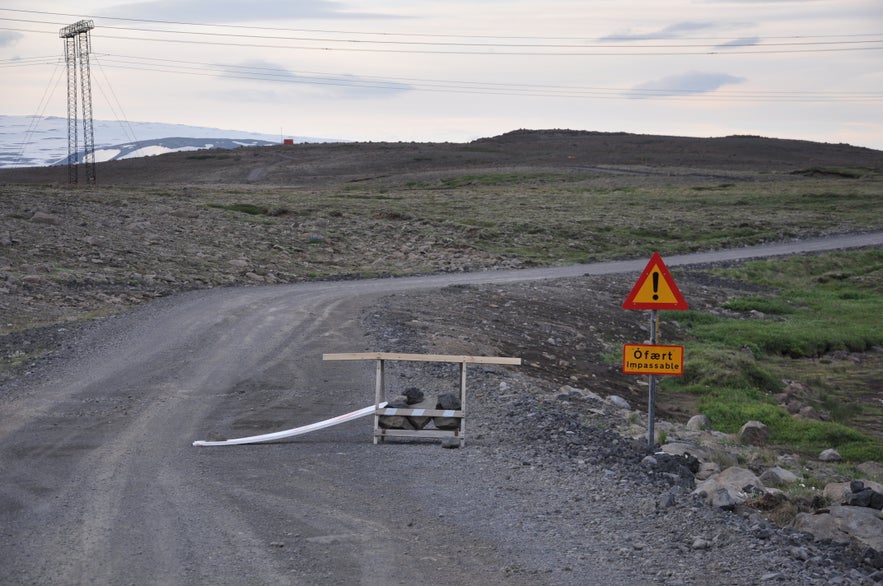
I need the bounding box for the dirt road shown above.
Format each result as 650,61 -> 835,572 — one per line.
1,232 -> 881,585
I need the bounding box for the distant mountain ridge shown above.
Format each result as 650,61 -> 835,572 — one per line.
0,115 -> 334,169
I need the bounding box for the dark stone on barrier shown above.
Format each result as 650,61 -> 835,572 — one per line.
436,392 -> 461,410
434,392 -> 462,430
403,387 -> 425,405
407,398 -> 435,430
379,396 -> 412,429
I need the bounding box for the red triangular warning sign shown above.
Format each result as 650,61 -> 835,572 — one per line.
622,252 -> 688,310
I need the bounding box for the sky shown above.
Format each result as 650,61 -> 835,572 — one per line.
1,1 -> 882,149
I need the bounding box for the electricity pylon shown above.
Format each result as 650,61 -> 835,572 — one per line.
59,20 -> 96,185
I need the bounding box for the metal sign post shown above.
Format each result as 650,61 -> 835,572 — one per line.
648,309 -> 657,452
622,253 -> 689,452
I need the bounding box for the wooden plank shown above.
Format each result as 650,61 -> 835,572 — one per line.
375,429 -> 461,439
323,352 -> 521,365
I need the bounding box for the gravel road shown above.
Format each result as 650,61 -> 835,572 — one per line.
1,232 -> 882,585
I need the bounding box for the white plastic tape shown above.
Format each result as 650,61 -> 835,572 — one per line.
193,402 -> 387,447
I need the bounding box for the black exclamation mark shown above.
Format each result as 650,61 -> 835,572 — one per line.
652,271 -> 659,300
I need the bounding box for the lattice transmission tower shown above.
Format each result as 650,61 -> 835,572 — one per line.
59,20 -> 96,185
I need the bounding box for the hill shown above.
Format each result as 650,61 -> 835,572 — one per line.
1,129 -> 881,186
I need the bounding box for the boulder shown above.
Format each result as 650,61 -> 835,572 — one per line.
857,461 -> 883,478
759,466 -> 799,487
791,506 -> 883,552
402,387 -> 425,404
686,414 -> 711,431
30,211 -> 61,225
378,396 -> 413,429
824,480 -> 883,509
434,393 -> 462,430
819,448 -> 842,462
607,395 -> 631,410
659,441 -> 709,463
824,482 -> 853,504
693,466 -> 766,508
406,397 -> 435,430
696,461 -> 721,481
739,420 -> 769,446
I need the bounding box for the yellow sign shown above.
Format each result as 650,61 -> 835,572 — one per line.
622,252 -> 688,310
622,344 -> 684,376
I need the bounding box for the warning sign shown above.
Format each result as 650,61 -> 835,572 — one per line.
622,344 -> 684,376
622,252 -> 688,310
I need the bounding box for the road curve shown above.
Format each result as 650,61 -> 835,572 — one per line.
1,231 -> 880,584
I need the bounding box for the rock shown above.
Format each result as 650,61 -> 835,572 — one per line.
0,231 -> 12,246
436,393 -> 461,410
657,490 -> 677,510
760,466 -> 799,487
440,437 -> 461,449
434,393 -> 462,430
607,395 -> 631,410
693,466 -> 765,508
857,461 -> 883,478
826,480 -> 883,509
245,272 -> 264,282
30,211 -> 61,225
228,259 -> 249,268
791,505 -> 883,552
650,453 -> 697,490
797,405 -> 827,421
660,441 -> 709,463
691,537 -> 711,550
819,448 -> 842,462
825,482 -> 853,504
378,396 -> 413,429
406,397 -> 435,430
695,461 -> 721,481
847,489 -> 874,508
739,420 -> 769,446
686,414 -> 711,431
402,387 -> 425,404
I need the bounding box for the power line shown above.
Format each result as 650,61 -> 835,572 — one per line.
5,15 -> 882,50
2,15 -> 882,56
3,7 -> 880,43
0,26 -> 876,56
89,53 -> 883,102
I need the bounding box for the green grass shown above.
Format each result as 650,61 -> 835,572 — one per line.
666,250 -> 883,461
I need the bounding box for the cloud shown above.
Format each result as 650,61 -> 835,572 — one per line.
0,31 -> 24,47
105,0 -> 392,22
627,71 -> 746,98
215,59 -> 412,98
715,36 -> 762,49
601,21 -> 716,41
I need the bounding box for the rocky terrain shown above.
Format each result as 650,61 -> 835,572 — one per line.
1,130 -> 882,583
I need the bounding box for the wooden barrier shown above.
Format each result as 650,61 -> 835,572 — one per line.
322,352 -> 521,447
